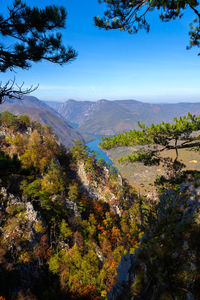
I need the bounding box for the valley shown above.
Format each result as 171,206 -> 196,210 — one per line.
0,97 -> 84,147
2,1 -> 200,298
1,100 -> 200,299
2,95 -> 200,194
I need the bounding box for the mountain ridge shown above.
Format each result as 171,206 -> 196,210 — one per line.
0,96 -> 84,147
46,98 -> 200,135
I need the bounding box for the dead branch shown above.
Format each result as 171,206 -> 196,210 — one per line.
0,78 -> 38,104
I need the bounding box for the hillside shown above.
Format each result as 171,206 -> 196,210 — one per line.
47,99 -> 200,136
1,114 -> 200,300
100,116 -> 200,300
108,179 -> 200,300
0,113 -> 143,299
0,97 -> 83,147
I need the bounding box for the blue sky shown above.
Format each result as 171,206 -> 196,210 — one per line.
2,0 -> 200,102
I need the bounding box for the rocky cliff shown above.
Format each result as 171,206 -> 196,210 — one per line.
0,113 -> 143,299
108,180 -> 200,300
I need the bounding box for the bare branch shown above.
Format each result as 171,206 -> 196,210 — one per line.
0,78 -> 38,104
187,1 -> 200,19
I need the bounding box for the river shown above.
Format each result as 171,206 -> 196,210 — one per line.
86,138 -> 113,166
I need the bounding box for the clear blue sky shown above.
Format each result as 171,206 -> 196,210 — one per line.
2,0 -> 200,102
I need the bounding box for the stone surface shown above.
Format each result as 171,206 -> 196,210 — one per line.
77,162 -> 126,216
108,181 -> 200,300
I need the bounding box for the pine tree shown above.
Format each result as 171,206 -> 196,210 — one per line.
0,0 -> 77,103
95,0 -> 200,54
100,113 -> 200,179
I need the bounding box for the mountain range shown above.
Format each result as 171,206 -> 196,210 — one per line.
46,99 -> 200,136
2,96 -> 200,145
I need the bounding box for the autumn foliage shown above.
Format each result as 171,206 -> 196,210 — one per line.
0,112 -> 144,299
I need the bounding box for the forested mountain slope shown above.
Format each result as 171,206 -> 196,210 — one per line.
101,115 -> 200,300
0,97 -> 83,147
47,99 -> 200,136
0,113 -> 145,299
108,181 -> 200,300
1,113 -> 200,300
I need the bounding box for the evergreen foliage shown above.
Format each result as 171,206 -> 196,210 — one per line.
0,0 -> 77,102
100,114 -> 200,179
0,111 -> 20,129
95,0 -> 200,54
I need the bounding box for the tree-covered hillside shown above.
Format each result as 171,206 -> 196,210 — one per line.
99,115 -> 200,300
0,112 -> 148,299
47,99 -> 200,136
0,96 -> 84,147
1,112 -> 200,300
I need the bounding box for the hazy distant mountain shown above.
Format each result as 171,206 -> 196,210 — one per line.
0,96 -> 83,147
46,99 -> 200,136
45,99 -> 97,128
45,100 -> 64,114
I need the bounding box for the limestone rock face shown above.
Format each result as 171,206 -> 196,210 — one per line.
108,254 -> 136,300
63,198 -> 80,217
116,254 -> 135,284
77,162 -> 127,216
108,181 -> 200,300
0,187 -> 47,295
51,195 -> 80,217
77,162 -> 90,187
0,187 -> 43,250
